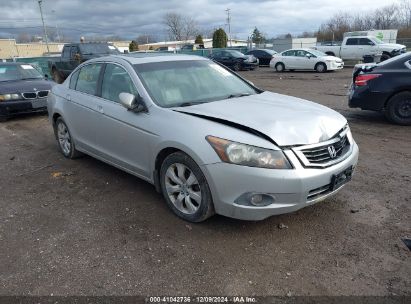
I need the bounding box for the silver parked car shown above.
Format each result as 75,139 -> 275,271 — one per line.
48,54 -> 359,222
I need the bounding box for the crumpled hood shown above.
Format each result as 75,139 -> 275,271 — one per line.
175,91 -> 347,146
0,79 -> 53,94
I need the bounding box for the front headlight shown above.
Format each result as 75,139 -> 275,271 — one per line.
206,136 -> 292,169
0,93 -> 21,101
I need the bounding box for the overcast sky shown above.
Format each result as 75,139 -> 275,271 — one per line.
0,0 -> 398,41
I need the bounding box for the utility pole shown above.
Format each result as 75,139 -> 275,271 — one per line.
225,8 -> 231,47
37,0 -> 50,54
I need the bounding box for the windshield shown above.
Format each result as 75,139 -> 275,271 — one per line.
79,44 -> 120,55
264,49 -> 277,55
0,64 -> 43,82
227,50 -> 245,57
134,60 -> 257,108
371,37 -> 384,44
308,49 -> 327,57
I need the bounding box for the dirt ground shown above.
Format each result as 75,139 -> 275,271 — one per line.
0,67 -> 410,297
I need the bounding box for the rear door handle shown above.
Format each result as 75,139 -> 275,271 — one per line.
66,94 -> 71,101
97,105 -> 104,114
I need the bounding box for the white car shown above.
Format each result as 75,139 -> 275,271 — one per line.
270,48 -> 344,73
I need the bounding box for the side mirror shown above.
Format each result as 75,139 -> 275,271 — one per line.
119,92 -> 147,113
305,54 -> 311,59
44,74 -> 49,80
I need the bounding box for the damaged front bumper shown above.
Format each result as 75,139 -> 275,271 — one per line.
202,142 -> 359,221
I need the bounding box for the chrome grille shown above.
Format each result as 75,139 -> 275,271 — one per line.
292,126 -> 352,168
22,90 -> 49,99
303,135 -> 348,164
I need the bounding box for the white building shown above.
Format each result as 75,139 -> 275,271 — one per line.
271,38 -> 318,53
142,38 -> 249,50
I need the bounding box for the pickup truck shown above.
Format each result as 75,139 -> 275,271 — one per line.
48,42 -> 120,83
314,36 -> 406,62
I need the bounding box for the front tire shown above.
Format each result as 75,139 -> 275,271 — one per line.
275,62 -> 285,72
233,62 -> 241,71
160,152 -> 214,222
380,53 -> 391,62
52,68 -> 63,84
384,92 -> 411,125
315,62 -> 327,73
54,117 -> 82,158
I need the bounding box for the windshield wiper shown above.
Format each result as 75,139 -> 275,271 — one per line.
226,93 -> 252,99
175,101 -> 208,107
20,77 -> 42,80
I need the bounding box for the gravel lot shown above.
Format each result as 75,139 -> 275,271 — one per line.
0,67 -> 410,297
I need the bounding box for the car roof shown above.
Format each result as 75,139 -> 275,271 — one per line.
91,53 -> 209,65
0,62 -> 29,66
249,49 -> 275,52
282,48 -> 314,52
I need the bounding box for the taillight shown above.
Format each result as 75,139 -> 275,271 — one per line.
355,74 -> 382,86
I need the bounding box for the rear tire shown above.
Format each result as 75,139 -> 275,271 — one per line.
315,62 -> 327,73
275,62 -> 285,72
52,68 -> 63,84
160,152 -> 214,222
54,117 -> 82,158
380,53 -> 391,62
384,91 -> 411,125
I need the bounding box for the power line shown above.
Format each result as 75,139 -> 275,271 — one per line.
37,0 -> 50,54
225,8 -> 231,47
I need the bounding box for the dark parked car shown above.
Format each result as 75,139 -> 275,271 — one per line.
246,49 -> 277,66
349,52 -> 411,125
208,50 -> 258,71
48,42 -> 120,84
0,63 -> 54,121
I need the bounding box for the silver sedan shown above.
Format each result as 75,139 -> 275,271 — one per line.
48,54 -> 359,222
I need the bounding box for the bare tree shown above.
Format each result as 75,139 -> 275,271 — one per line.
399,0 -> 411,27
373,4 -> 399,29
164,12 -> 198,41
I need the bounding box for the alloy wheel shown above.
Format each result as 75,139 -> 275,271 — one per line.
57,121 -> 71,155
164,163 -> 202,215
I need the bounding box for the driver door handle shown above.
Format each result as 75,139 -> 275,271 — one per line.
66,94 -> 71,101
97,105 -> 104,114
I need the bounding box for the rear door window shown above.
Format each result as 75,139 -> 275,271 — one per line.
282,50 -> 296,56
359,38 -> 374,46
75,64 -> 102,95
70,46 -> 79,59
346,38 -> 359,45
62,46 -> 70,58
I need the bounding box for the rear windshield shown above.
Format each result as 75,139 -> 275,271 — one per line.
79,44 -> 120,55
0,64 -> 43,82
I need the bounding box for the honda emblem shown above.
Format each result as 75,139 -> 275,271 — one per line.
328,145 -> 337,159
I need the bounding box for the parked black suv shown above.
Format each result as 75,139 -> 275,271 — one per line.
48,42 -> 120,83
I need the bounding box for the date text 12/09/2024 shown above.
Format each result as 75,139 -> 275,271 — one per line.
147,296 -> 257,303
